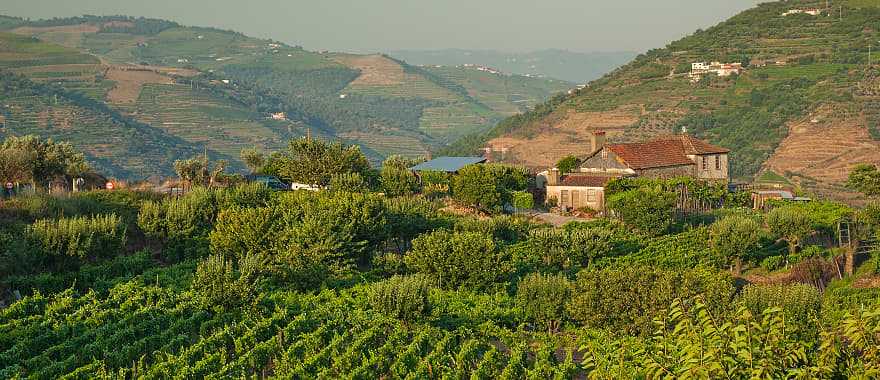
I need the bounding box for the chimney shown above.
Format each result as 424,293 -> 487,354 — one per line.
590,131 -> 606,153
547,168 -> 560,186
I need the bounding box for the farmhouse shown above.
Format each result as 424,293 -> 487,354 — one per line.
540,132 -> 730,211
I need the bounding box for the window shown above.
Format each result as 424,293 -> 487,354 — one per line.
715,155 -> 721,170
701,156 -> 708,171
586,189 -> 597,202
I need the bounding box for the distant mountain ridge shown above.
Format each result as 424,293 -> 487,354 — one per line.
0,14 -> 572,178
389,49 -> 635,83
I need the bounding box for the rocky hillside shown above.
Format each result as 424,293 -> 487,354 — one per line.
0,15 -> 571,178
449,0 -> 880,198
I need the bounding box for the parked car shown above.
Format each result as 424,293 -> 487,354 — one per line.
244,175 -> 290,191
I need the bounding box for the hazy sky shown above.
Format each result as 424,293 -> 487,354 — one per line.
3,0 -> 761,53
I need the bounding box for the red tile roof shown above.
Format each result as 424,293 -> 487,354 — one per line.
559,175 -> 613,187
606,135 -> 728,170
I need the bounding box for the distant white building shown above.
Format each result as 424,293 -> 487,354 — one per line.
689,61 -> 743,81
782,8 -> 822,16
270,112 -> 287,120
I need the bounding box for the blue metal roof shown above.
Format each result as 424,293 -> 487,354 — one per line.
409,157 -> 487,172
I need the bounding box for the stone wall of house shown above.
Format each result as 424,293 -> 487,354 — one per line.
546,185 -> 605,211
636,164 -> 695,179
691,153 -> 729,181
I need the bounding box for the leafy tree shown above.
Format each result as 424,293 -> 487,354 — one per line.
642,299 -> 811,378
279,137 -> 370,187
606,188 -> 676,236
847,164 -> 880,197
0,147 -> 34,185
380,155 -> 420,197
239,147 -> 265,174
0,135 -> 89,186
516,272 -> 571,333
404,230 -> 507,290
709,214 -> 762,275
451,164 -> 527,212
451,164 -> 501,211
556,155 -> 581,174
369,274 -> 432,323
766,206 -> 814,266
173,155 -> 227,189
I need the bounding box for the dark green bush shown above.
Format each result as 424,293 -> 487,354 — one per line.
28,213 -> 126,260
607,188 -> 676,236
515,272 -> 571,332
405,230 -> 508,290
190,253 -> 260,311
566,266 -> 735,335
739,284 -> 822,336
369,274 -> 433,322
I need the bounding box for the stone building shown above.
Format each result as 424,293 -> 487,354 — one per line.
540,132 -> 730,212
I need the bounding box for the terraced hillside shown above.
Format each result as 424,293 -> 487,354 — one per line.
0,15 -> 570,177
446,0 -> 880,199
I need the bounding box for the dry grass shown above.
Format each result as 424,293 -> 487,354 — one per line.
105,66 -> 174,104
764,103 -> 880,188
332,54 -> 407,86
486,107 -> 644,168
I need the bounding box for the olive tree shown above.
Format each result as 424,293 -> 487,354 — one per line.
766,206 -> 814,267
709,214 -> 762,275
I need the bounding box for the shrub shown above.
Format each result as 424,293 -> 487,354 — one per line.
516,272 -> 571,332
526,227 -> 614,270
330,172 -> 370,193
137,188 -> 217,261
566,266 -> 735,335
369,274 -> 432,322
511,191 -> 534,211
454,215 -> 531,243
404,230 -> 508,290
209,207 -> 277,258
607,188 -> 676,236
28,213 -> 126,260
190,253 -> 260,311
739,284 -> 822,336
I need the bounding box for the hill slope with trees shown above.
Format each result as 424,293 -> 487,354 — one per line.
0,15 -> 571,178
445,0 -> 880,198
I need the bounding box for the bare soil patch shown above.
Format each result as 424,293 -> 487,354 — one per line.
332,54 -> 407,86
103,64 -> 197,104
487,107 -> 643,168
764,104 -> 880,191
11,24 -> 100,36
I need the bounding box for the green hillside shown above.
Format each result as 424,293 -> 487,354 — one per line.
0,15 -> 571,178
446,0 -> 880,192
